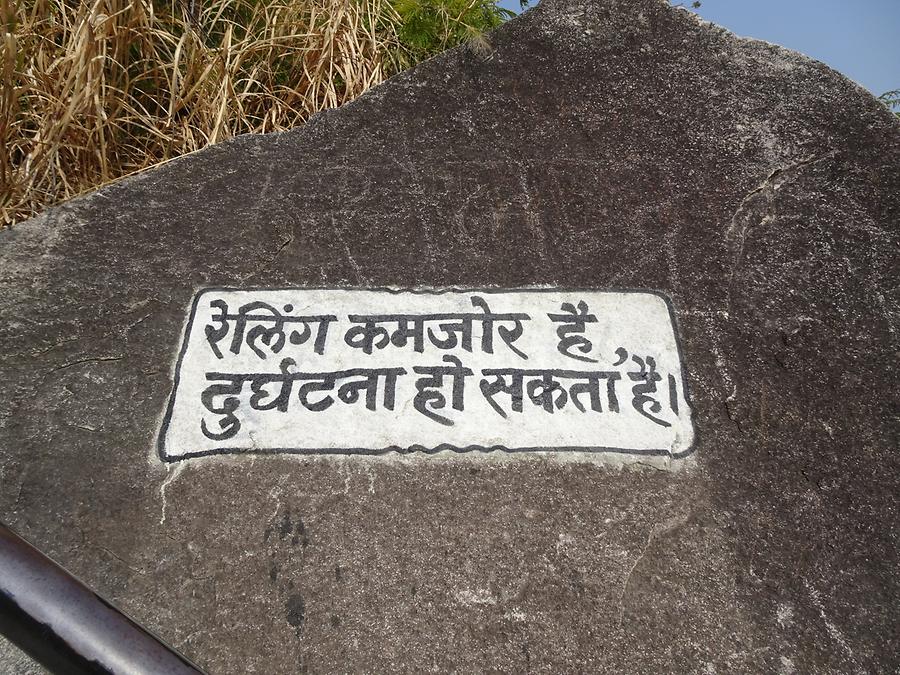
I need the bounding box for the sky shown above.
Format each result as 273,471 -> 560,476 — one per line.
496,0 -> 899,96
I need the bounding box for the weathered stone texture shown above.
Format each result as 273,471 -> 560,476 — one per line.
1,0 -> 898,671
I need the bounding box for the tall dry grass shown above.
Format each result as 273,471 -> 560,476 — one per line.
1,0 -> 505,226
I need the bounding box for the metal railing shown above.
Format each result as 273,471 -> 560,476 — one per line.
0,522 -> 205,674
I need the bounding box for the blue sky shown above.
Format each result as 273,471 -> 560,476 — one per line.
497,0 -> 899,96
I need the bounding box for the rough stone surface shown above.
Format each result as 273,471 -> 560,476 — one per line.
0,636 -> 47,674
1,0 -> 898,671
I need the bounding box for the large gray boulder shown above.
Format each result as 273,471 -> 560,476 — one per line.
1,0 -> 898,671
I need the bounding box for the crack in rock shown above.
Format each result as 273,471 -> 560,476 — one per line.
725,152 -> 838,307
617,512 -> 691,627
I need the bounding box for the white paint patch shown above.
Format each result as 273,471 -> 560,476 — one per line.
158,288 -> 695,465
556,532 -> 575,553
454,588 -> 495,606
804,579 -> 856,663
778,656 -> 796,675
158,462 -> 186,525
776,602 -> 794,628
505,608 -> 527,622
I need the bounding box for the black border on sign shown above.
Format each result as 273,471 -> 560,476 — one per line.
156,287 -> 697,463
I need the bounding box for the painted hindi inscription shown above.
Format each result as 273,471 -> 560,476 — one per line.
158,288 -> 695,463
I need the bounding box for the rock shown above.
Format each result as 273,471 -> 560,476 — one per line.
1,0 -> 898,671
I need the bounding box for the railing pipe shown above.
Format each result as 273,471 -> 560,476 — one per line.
0,522 -> 205,674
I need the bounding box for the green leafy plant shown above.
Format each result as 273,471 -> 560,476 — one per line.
392,0 -> 513,65
878,89 -> 900,118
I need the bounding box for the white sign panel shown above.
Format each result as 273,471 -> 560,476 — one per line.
158,288 -> 695,463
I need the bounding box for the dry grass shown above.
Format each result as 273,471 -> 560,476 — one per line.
1,0 -> 441,226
